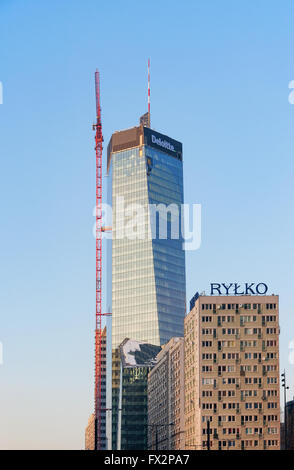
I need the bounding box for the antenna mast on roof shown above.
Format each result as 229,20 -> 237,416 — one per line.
148,58 -> 151,127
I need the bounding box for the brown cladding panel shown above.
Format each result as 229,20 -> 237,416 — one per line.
107,126 -> 143,173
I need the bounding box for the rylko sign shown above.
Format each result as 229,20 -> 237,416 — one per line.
210,283 -> 268,296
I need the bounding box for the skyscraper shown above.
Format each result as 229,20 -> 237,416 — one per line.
106,118 -> 186,449
107,122 -> 186,349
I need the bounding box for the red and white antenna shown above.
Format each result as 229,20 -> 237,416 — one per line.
148,58 -> 150,127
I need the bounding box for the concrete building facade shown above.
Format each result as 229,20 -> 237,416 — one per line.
184,294 -> 280,450
148,337 -> 185,450
85,413 -> 95,450
86,327 -> 107,450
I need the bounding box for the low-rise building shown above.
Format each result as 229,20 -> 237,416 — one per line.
113,338 -> 161,450
85,413 -> 95,450
148,337 -> 185,450
285,399 -> 294,450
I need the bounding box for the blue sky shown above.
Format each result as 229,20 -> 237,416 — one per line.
0,0 -> 294,449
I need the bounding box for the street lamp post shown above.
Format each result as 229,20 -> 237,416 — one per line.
207,419 -> 210,451
147,423 -> 174,450
281,370 -> 289,450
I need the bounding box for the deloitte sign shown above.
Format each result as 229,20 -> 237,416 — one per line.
144,127 -> 182,160
151,134 -> 175,152
210,283 -> 268,296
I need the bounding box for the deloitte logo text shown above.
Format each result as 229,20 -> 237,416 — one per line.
151,134 -> 175,152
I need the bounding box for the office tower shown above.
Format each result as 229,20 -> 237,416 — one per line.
148,337 -> 185,450
184,294 -> 280,450
107,122 -> 186,349
114,338 -> 161,450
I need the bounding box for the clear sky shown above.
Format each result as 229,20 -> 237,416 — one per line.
0,0 -> 294,449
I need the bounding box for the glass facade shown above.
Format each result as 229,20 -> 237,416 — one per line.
107,126 -> 186,450
115,339 -> 161,450
146,145 -> 186,344
111,138 -> 186,349
112,147 -> 159,347
120,366 -> 151,450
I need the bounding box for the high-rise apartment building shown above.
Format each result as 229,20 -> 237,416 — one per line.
85,327 -> 107,450
184,294 -> 280,450
107,122 -> 186,349
93,327 -> 107,450
148,337 -> 185,450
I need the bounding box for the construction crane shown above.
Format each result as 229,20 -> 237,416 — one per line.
92,60 -> 149,449
93,69 -> 103,451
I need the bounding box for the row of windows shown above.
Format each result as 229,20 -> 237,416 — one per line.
201,303 -> 276,311
202,317 -> 277,324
